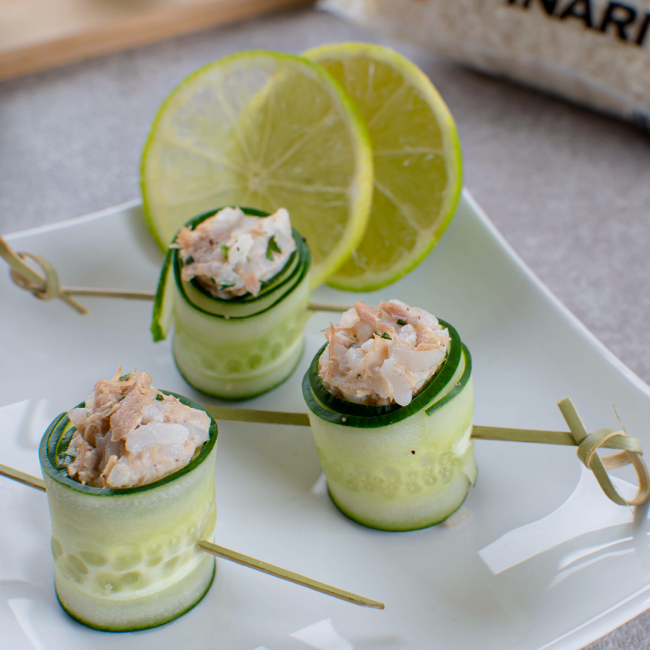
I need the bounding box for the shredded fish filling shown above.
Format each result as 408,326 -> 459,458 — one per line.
319,300 -> 450,407
65,369 -> 211,488
176,206 -> 296,299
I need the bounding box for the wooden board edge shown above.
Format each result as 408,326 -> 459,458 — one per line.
0,0 -> 314,82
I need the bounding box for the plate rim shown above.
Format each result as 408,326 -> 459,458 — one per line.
3,188 -> 650,650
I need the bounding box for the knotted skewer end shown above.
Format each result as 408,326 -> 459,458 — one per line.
558,398 -> 649,507
0,234 -> 88,314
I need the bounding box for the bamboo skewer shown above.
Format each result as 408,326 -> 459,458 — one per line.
309,302 -> 356,313
1,399 -> 646,608
0,234 -> 351,314
0,463 -> 46,492
205,405 -> 311,427
198,540 -> 383,609
2,238 -> 647,505
470,425 -> 636,449
557,398 -> 649,506
61,287 -> 156,301
0,235 -> 88,314
3,404 -> 646,508
207,406 -> 637,451
206,402 -> 649,507
0,462 -> 384,610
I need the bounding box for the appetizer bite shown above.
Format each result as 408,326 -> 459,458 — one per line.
152,206 -> 311,399
39,369 -> 218,631
303,300 -> 475,531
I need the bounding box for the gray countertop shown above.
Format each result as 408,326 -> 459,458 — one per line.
1,6 -> 649,649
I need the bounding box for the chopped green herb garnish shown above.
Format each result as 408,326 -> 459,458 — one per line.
185,255 -> 194,265
266,236 -> 281,260
221,244 -> 229,258
397,318 -> 407,326
211,277 -> 217,284
380,332 -> 392,340
156,394 -> 164,401
219,281 -> 235,289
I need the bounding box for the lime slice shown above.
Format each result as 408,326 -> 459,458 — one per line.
141,51 -> 373,287
304,43 -> 463,291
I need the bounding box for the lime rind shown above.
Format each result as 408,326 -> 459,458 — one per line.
141,51 -> 373,288
304,43 -> 463,292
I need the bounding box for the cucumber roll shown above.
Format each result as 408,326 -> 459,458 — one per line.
303,300 -> 476,532
39,370 -> 218,631
152,206 -> 311,399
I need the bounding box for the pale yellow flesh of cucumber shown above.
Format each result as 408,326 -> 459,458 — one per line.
45,439 -> 217,631
172,270 -> 311,399
308,352 -> 475,531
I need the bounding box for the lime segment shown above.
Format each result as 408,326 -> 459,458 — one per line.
141,51 -> 373,288
304,43 -> 463,291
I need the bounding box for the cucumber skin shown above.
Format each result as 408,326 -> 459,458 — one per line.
41,410 -> 218,631
307,355 -> 476,531
151,247 -> 175,342
173,269 -> 311,400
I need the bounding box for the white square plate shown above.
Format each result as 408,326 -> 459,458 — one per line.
2,190 -> 650,650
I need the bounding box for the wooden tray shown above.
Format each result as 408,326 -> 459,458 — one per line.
0,0 -> 313,82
